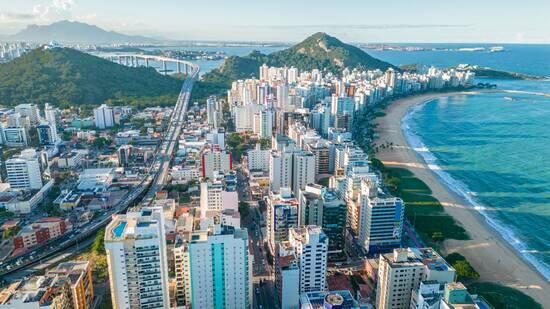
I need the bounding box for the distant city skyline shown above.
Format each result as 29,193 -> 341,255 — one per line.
0,0 -> 549,43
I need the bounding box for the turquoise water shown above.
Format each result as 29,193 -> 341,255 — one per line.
112,221 -> 127,238
404,91 -> 550,280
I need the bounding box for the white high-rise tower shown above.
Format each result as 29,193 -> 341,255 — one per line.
105,207 -> 170,309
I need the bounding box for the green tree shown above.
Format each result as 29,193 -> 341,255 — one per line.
227,133 -> 244,149
238,201 -> 250,218
259,138 -> 271,150
2,226 -> 21,239
0,48 -> 182,108
92,228 -> 106,255
453,260 -> 480,281
446,253 -> 480,281
0,210 -> 14,220
92,137 -> 112,149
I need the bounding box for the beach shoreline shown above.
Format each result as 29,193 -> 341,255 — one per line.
374,90 -> 550,307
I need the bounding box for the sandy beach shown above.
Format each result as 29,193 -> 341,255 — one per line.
374,91 -> 550,307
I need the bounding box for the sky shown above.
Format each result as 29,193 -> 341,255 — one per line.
0,0 -> 549,43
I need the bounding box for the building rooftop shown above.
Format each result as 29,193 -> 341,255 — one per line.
105,207 -> 163,241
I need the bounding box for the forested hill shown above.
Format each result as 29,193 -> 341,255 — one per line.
0,47 -> 182,108
206,32 -> 397,82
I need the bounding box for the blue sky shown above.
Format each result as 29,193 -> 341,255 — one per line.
0,0 -> 549,43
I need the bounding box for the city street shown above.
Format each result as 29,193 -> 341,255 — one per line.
236,167 -> 278,309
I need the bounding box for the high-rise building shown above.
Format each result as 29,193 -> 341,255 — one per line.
201,148 -> 232,179
174,226 -> 253,309
358,178 -> 404,253
377,248 -> 456,309
266,188 -> 299,252
199,179 -> 238,218
385,68 -> 397,89
15,104 -> 40,125
259,108 -> 273,138
276,83 -> 289,110
292,151 -> 315,197
287,67 -> 298,84
275,226 -> 329,309
342,161 -> 375,236
1,127 -> 28,147
306,139 -> 330,176
6,149 -> 43,190
289,226 -> 328,293
377,248 -> 425,309
117,145 -> 132,167
330,95 -> 354,118
260,63 -> 269,81
247,143 -> 270,172
269,149 -> 294,192
44,103 -> 58,143
234,104 -> 263,133
0,261 -> 94,309
7,112 -> 22,128
37,124 -> 56,145
300,290 -> 364,309
299,185 -> 347,254
206,96 -> 221,129
440,282 -> 488,309
94,104 -> 114,129
105,207 -> 170,309
206,128 -> 226,149
49,261 -> 95,309
275,242 -> 300,309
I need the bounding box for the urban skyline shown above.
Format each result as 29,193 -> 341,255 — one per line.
0,5 -> 548,308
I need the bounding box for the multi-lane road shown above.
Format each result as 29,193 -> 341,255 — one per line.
143,62 -> 199,203
0,57 -> 199,281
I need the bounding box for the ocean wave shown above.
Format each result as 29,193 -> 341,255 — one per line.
401,98 -> 550,282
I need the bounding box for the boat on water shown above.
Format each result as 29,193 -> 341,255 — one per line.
490,46 -> 505,52
503,96 -> 514,101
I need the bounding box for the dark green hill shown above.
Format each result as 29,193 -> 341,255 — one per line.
269,32 -> 396,72
209,32 -> 396,81
191,33 -> 397,104
0,47 -> 182,108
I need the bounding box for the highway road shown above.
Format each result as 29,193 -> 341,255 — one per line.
143,67 -> 198,203
0,58 -> 199,281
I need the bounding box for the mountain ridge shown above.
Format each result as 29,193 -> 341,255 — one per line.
208,32 -> 397,81
11,20 -> 160,44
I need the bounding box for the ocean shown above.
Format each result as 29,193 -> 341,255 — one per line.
385,45 -> 550,281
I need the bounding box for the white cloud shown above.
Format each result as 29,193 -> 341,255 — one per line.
53,0 -> 74,11
32,0 -> 75,21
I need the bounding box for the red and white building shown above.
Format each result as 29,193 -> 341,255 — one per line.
13,217 -> 72,250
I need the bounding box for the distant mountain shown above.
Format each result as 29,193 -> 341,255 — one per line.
207,32 -> 397,81
0,47 -> 182,107
11,20 -> 159,44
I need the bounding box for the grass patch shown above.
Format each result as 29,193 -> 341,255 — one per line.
445,253 -> 479,281
384,167 -> 469,246
467,282 -> 542,309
